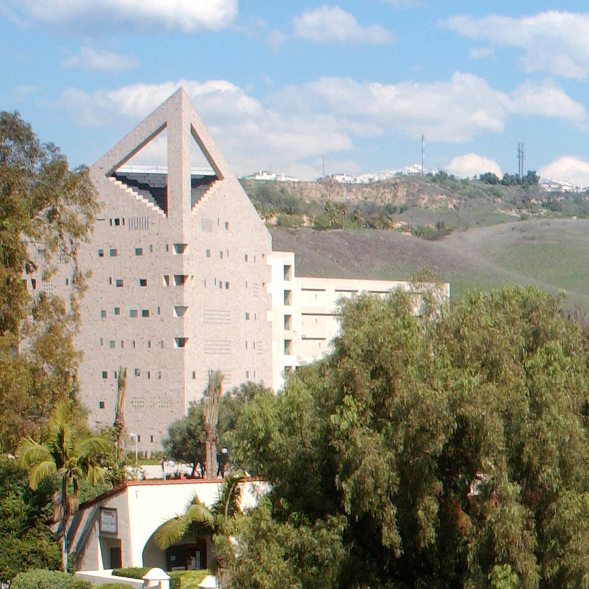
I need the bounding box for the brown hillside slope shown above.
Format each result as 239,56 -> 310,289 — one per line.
271,219 -> 589,311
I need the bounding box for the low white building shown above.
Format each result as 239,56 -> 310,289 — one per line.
69,478 -> 265,572
269,251 -> 450,390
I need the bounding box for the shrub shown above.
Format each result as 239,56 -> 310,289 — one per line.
169,569 -> 211,589
97,583 -> 135,589
11,569 -> 93,589
112,567 -> 150,579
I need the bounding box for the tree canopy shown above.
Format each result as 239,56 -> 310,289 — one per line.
230,284 -> 589,589
0,112 -> 97,450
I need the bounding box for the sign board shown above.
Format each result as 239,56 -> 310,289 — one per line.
100,508 -> 118,534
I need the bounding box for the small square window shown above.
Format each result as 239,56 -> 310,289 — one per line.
141,309 -> 149,317
65,278 -> 69,286
165,244 -> 169,252
99,401 -> 105,409
206,249 -> 211,257
114,307 -> 120,315
147,371 -> 151,379
175,337 -> 189,348
132,340 -> 136,348
102,371 -> 108,379
98,249 -> 104,257
139,279 -> 147,287
158,371 -> 162,379
100,310 -> 106,318
219,251 -> 223,259
114,218 -> 120,226
30,279 -> 36,289
192,371 -> 196,379
245,312 -> 250,320
109,249 -> 117,257
225,282 -> 229,289
115,279 -> 123,287
149,244 -> 153,253
108,277 -> 112,285
147,340 -> 151,348
160,340 -> 164,348
150,435 -> 154,443
163,275 -> 170,286
109,340 -> 115,348
135,368 -> 140,377
130,309 -> 138,318
225,222 -> 229,230
244,254 -> 248,262
135,247 -> 143,256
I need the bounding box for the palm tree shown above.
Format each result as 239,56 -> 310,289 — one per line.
114,366 -> 127,459
17,401 -> 113,572
203,370 -> 224,479
153,470 -> 246,552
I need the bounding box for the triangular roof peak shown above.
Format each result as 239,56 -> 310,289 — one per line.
91,87 -> 235,223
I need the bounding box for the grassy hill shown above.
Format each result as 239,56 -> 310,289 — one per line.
271,218 -> 589,312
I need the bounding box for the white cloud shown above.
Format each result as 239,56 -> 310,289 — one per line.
511,79 -> 587,122
4,0 -> 237,33
59,73 -> 588,180
59,80 -> 352,179
469,47 -> 494,59
274,72 -> 511,142
441,10 -> 589,79
61,47 -> 139,73
379,0 -> 423,6
539,157 -> 589,187
292,5 -> 393,45
445,153 -> 502,178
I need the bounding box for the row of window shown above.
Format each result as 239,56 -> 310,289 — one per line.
100,338 -> 164,348
100,308 -> 156,318
99,337 -> 188,349
98,245 -> 265,262
107,277 -> 148,287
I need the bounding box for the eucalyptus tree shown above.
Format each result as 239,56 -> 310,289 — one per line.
0,111 -> 97,449
231,284 -> 589,589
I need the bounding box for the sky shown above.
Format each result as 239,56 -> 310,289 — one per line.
2,1 -> 589,183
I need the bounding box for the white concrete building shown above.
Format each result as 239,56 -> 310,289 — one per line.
69,478 -> 265,572
269,251 -> 449,390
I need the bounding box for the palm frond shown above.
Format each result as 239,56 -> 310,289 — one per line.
16,438 -> 51,469
75,435 -> 113,458
154,514 -> 192,549
212,471 -> 246,519
28,459 -> 57,489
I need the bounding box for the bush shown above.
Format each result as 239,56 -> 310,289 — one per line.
97,583 -> 135,589
169,569 -> 211,589
112,567 -> 149,579
11,569 -> 93,589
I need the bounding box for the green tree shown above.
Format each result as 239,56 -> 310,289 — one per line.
232,284 -> 589,589
216,499 -> 345,589
0,112 -> 97,450
0,456 -> 60,582
16,401 -> 113,572
163,382 -> 272,476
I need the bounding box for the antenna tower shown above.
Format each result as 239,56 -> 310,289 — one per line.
421,135 -> 425,175
517,142 -> 525,179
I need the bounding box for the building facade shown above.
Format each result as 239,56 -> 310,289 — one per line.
76,89 -> 273,451
44,88 -> 449,451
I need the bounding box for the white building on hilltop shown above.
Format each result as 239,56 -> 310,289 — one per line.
44,88 -> 448,452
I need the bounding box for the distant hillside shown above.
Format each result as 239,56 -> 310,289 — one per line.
244,172 -> 589,233
271,218 -> 589,313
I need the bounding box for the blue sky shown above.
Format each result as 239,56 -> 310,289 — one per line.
2,1 -> 589,183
